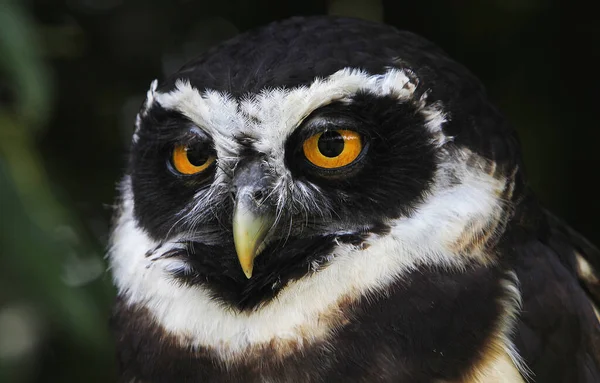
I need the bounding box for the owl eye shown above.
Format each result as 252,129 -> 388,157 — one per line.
171,143 -> 216,175
302,130 -> 363,169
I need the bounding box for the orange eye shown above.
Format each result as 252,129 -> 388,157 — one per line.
302,130 -> 363,169
172,144 -> 215,175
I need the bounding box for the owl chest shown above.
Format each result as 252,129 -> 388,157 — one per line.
114,265 -> 522,382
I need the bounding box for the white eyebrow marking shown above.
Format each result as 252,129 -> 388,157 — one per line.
153,67 -> 447,181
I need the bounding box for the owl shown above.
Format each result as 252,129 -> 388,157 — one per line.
109,16 -> 600,382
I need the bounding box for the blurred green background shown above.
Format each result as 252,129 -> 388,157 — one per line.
0,0 -> 598,381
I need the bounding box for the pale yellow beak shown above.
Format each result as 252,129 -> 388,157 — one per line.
232,199 -> 274,279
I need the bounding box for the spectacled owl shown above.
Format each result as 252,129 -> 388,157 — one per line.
109,16 -> 600,382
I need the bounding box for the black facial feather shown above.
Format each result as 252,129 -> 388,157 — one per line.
130,105 -> 225,240
285,93 -> 438,222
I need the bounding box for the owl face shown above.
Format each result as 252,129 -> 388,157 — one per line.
127,68 -> 445,308
110,17 -> 519,353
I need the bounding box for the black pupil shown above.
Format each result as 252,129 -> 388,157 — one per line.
186,144 -> 210,166
318,131 -> 345,158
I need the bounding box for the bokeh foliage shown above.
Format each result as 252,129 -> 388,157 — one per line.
1,1 -> 115,382
0,0 -> 598,381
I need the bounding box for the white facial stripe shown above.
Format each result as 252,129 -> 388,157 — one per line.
133,80 -> 159,144
110,154 -> 511,360
144,79 -> 158,114
154,85 -> 242,160
240,68 -> 419,156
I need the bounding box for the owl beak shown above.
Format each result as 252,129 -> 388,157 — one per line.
232,197 -> 274,279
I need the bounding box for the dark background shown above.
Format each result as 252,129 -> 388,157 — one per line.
0,0 -> 598,381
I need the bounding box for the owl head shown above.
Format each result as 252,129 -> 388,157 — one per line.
110,16 -> 522,316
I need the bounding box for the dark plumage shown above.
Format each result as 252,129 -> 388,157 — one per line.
109,16 -> 600,382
